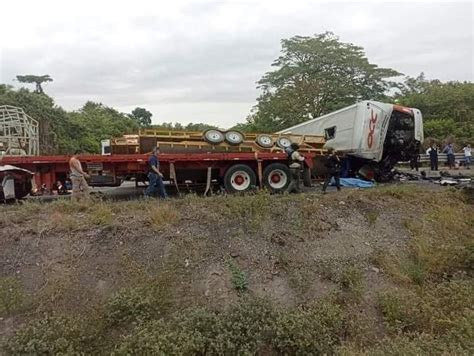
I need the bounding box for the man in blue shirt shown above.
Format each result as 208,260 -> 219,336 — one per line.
442,143 -> 455,169
144,146 -> 168,199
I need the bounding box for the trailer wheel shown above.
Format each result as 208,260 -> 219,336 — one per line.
224,164 -> 256,193
224,130 -> 245,145
256,134 -> 273,148
263,163 -> 291,193
203,129 -> 225,145
276,137 -> 292,149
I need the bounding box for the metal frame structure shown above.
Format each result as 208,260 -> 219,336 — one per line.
0,105 -> 39,156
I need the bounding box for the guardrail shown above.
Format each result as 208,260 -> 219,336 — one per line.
399,153 -> 468,166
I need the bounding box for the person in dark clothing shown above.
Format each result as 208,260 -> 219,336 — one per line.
409,140 -> 421,171
428,144 -> 438,171
144,146 -> 168,199
285,143 -> 305,193
322,148 -> 341,193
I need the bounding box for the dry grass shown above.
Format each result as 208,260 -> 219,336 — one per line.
147,203 -> 180,228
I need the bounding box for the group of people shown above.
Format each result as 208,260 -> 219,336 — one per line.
67,145 -> 342,201
285,143 -> 341,194
426,143 -> 471,171
67,140 -> 472,201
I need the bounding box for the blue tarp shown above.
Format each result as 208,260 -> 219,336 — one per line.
331,177 -> 375,188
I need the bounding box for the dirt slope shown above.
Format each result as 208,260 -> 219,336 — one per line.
0,185 -> 472,355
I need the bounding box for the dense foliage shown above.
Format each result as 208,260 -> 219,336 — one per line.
129,107 -> 153,127
395,73 -> 474,144
67,101 -> 139,153
0,85 -> 138,154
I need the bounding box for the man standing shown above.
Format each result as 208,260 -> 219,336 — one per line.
463,144 -> 471,169
69,150 -> 90,201
409,140 -> 420,171
285,143 -> 305,193
144,146 -> 168,199
322,148 -> 341,193
442,143 -> 455,169
428,144 -> 438,171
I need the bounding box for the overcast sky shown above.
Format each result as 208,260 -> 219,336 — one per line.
0,0 -> 472,128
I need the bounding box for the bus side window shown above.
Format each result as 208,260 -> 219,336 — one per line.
324,126 -> 336,140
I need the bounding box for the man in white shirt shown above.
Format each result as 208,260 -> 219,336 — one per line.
69,150 -> 91,201
463,144 -> 471,169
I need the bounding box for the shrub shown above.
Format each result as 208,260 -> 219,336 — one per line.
0,277 -> 25,315
361,332 -> 470,355
116,299 -> 275,355
3,315 -> 98,355
115,310 -> 218,355
105,285 -> 162,326
210,298 -> 275,354
270,299 -> 344,355
378,280 -> 474,336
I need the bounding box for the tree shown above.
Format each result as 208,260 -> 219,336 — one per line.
16,75 -> 53,94
129,107 -> 153,127
184,123 -> 218,131
395,75 -> 474,143
0,84 -> 66,153
244,32 -> 401,132
0,86 -> 140,154
69,102 -> 139,153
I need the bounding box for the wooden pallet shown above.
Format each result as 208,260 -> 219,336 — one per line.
111,130 -> 326,154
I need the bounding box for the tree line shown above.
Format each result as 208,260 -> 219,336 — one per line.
2,32 -> 472,154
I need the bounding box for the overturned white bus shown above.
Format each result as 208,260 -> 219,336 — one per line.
278,100 -> 424,181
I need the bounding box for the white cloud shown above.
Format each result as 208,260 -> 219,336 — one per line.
0,0 -> 472,128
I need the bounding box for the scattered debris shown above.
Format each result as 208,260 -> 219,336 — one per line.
392,169 -> 472,187
371,267 -> 380,273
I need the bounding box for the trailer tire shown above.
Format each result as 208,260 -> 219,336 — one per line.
256,134 -> 273,148
224,164 -> 256,193
203,129 -> 225,145
263,163 -> 291,193
276,137 -> 292,149
224,130 -> 245,145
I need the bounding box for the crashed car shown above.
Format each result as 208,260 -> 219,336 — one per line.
0,165 -> 34,201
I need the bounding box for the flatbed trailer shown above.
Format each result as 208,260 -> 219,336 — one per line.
1,150 -> 322,198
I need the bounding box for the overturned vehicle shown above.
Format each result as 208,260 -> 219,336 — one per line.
278,100 -> 423,181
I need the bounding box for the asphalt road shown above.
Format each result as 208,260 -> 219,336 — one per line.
19,166 -> 472,203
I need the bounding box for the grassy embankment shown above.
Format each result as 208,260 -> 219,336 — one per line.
0,185 -> 472,354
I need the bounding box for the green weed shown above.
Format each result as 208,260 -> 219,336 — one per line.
227,260 -> 248,292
